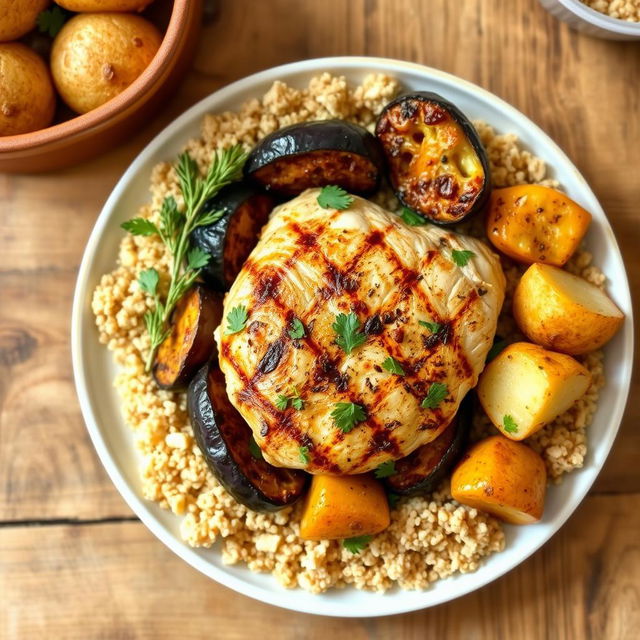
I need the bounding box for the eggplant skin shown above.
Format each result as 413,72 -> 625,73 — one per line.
188,362 -> 309,512
244,119 -> 385,196
189,182 -> 274,291
376,92 -> 490,225
152,285 -> 222,390
383,395 -> 473,496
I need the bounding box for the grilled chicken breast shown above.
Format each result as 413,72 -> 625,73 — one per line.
216,189 -> 505,474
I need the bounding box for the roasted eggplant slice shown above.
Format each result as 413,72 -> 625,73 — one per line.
375,92 -> 490,224
383,395 -> 472,496
244,119 -> 385,196
188,361 -> 309,512
189,183 -> 274,291
152,285 -> 222,390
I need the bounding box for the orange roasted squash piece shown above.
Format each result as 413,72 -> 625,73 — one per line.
299,474 -> 390,540
486,185 -> 591,267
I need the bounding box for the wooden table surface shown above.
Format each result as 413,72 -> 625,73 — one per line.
1,1 -> 639,637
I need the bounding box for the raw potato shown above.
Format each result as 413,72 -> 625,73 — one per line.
451,436 -> 547,525
477,342 -> 591,441
0,0 -> 49,42
0,43 -> 56,136
513,263 -> 624,355
55,0 -> 154,10
487,185 -> 591,266
50,12 -> 162,114
299,474 -> 390,540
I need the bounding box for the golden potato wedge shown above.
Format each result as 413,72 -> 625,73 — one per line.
513,263 -> 623,355
451,436 -> 547,525
0,43 -> 56,136
487,185 -> 591,266
56,0 -> 154,10
300,474 -> 390,540
0,0 -> 49,42
50,13 -> 162,114
477,342 -> 591,440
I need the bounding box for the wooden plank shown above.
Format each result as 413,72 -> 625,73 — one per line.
1,494 -> 638,639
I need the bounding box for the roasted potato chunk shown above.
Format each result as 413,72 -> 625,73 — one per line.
0,0 -> 48,42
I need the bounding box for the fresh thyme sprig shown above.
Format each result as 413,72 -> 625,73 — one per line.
121,145 -> 247,372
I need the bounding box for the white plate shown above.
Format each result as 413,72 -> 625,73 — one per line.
72,57 -> 634,617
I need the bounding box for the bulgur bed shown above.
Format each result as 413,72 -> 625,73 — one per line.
92,73 -> 605,593
581,0 -> 640,21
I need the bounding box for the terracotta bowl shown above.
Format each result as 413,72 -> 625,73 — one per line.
0,0 -> 203,173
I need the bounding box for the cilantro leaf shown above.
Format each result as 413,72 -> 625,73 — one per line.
503,415 -> 518,434
276,390 -> 303,411
288,318 -> 306,340
400,207 -> 426,226
37,6 -> 67,38
291,396 -> 304,410
121,217 -> 159,236
317,185 -> 354,210
332,312 -> 367,354
386,491 -> 401,509
275,395 -> 289,411
299,446 -> 310,464
225,305 -> 248,334
421,382 -> 448,409
451,249 -> 476,267
249,435 -> 263,460
343,535 -> 372,554
419,320 -> 443,333
331,402 -> 366,433
138,269 -> 159,296
382,356 -> 405,376
186,246 -> 210,271
374,460 -> 396,479
486,338 -> 508,363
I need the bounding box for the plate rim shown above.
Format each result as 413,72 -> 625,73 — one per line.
71,55 -> 634,617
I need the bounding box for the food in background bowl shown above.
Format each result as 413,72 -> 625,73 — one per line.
0,42 -> 55,135
0,0 -> 49,41
56,0 -> 154,10
51,12 -> 161,114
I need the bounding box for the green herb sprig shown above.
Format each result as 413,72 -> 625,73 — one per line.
331,402 -> 366,433
421,382 -> 448,409
317,185 -> 353,210
37,6 -> 67,37
374,460 -> 396,479
382,356 -> 405,376
333,312 -> 367,354
343,535 -> 372,554
400,207 -> 426,226
451,249 -> 476,267
122,145 -> 247,372
503,415 -> 518,434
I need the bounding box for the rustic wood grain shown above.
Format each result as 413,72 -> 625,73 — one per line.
1,494 -> 638,639
1,0 -> 639,636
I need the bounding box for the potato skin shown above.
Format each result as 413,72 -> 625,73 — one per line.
513,263 -> 624,355
451,436 -> 547,525
0,0 -> 49,42
487,185 -> 591,266
0,43 -> 55,135
300,474 -> 390,540
55,0 -> 154,10
50,12 -> 162,114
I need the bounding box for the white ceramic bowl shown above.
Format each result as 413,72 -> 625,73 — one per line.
538,0 -> 640,39
72,57 -> 634,617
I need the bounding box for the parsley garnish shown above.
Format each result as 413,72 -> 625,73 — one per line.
332,312 -> 366,354
226,305 -> 248,335
386,491 -> 401,509
419,320 -> 443,333
317,185 -> 354,210
288,317 -> 306,340
36,6 -> 67,37
299,446 -> 310,464
486,338 -> 508,363
331,402 -> 366,433
138,268 -> 159,296
374,460 -> 396,478
400,207 -> 426,226
291,396 -> 304,410
421,382 -> 448,409
275,395 -> 289,411
249,435 -> 263,460
343,535 -> 372,554
382,356 -> 405,376
121,145 -> 247,371
275,389 -> 304,411
503,415 -> 518,434
451,249 -> 476,267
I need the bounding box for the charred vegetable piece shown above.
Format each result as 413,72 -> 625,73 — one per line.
244,119 -> 385,196
189,182 -> 274,291
383,395 -> 471,495
152,285 -> 222,390
375,92 -> 490,224
188,361 -> 309,512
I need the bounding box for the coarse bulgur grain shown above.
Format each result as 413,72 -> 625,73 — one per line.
581,0 -> 640,21
92,73 -> 605,593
